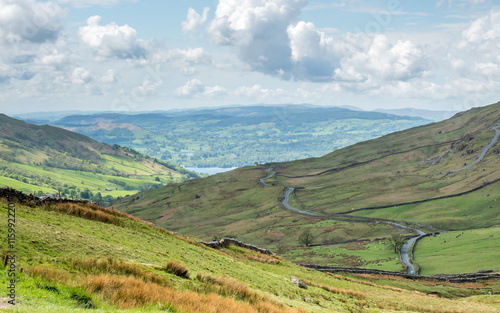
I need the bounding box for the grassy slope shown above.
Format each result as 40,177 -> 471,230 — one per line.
276,103 -> 500,214
0,114 -> 199,197
113,102 -> 500,273
1,199 -> 499,312
113,167 -> 409,268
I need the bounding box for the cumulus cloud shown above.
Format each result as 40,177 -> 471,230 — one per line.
234,84 -> 285,99
335,34 -> 427,83
100,69 -> 115,83
458,8 -> 500,66
208,0 -> 307,77
182,7 -> 210,35
79,15 -> 146,59
71,67 -> 91,84
207,0 -> 428,84
175,78 -> 226,98
0,0 -> 66,43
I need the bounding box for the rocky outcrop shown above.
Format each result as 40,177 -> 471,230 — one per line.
291,276 -> 307,289
201,238 -> 275,255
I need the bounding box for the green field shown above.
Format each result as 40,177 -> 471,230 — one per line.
1,199 -> 499,312
415,228 -> 500,275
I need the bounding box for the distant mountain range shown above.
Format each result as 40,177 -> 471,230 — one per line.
45,105 -> 430,168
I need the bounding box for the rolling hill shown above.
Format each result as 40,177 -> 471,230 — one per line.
0,114 -> 201,204
50,105 -> 429,168
113,101 -> 500,274
1,191 -> 499,312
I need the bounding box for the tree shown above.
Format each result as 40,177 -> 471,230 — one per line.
387,233 -> 406,253
298,229 -> 315,246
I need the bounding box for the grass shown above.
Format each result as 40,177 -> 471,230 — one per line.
1,199 -> 500,312
415,228 -> 500,275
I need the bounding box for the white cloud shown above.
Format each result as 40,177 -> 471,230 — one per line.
79,15 -> 146,59
0,0 -> 66,43
182,7 -> 210,35
234,84 -> 285,99
208,0 -> 307,77
151,47 -> 211,65
175,79 -> 226,98
335,34 -> 427,83
100,69 -> 115,83
71,67 -> 91,84
207,0 -> 428,84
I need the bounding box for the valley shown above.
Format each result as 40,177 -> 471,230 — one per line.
114,101 -> 500,275
47,105 -> 429,168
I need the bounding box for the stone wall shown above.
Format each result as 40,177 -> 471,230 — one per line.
0,187 -> 90,206
300,264 -> 500,282
201,237 -> 275,255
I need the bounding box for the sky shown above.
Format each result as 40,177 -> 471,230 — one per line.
0,0 -> 499,114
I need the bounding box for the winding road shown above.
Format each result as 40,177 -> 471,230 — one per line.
259,125 -> 499,275
282,187 -> 322,217
258,168 -> 276,186
264,174 -> 426,274
451,126 -> 499,173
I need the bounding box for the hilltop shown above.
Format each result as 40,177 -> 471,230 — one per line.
0,114 -> 200,204
113,102 -> 500,274
1,191 -> 499,312
49,105 -> 429,167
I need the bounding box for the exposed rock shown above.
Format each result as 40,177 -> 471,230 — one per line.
201,238 -> 275,255
291,276 -> 307,289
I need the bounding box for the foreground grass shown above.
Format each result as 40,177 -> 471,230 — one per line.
1,200 -> 500,312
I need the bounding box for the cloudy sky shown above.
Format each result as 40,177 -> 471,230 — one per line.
0,0 -> 498,114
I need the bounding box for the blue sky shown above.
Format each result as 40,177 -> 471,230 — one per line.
0,0 -> 498,114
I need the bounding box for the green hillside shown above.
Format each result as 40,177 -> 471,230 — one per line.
0,114 -> 201,204
114,102 -> 500,274
1,196 -> 499,312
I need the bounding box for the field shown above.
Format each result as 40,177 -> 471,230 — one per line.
1,199 -> 500,312
415,228 -> 500,275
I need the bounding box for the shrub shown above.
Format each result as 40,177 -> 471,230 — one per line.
164,261 -> 189,279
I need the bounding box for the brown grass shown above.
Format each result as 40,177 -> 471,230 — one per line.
70,257 -> 170,286
25,265 -> 70,284
244,253 -> 281,264
298,277 -> 366,299
84,274 -> 305,313
164,260 -> 189,278
43,203 -> 122,226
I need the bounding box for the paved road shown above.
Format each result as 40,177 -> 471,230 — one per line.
261,168 -> 426,275
451,126 -> 499,173
259,168 -> 276,186
391,223 -> 426,275
282,187 -> 322,217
